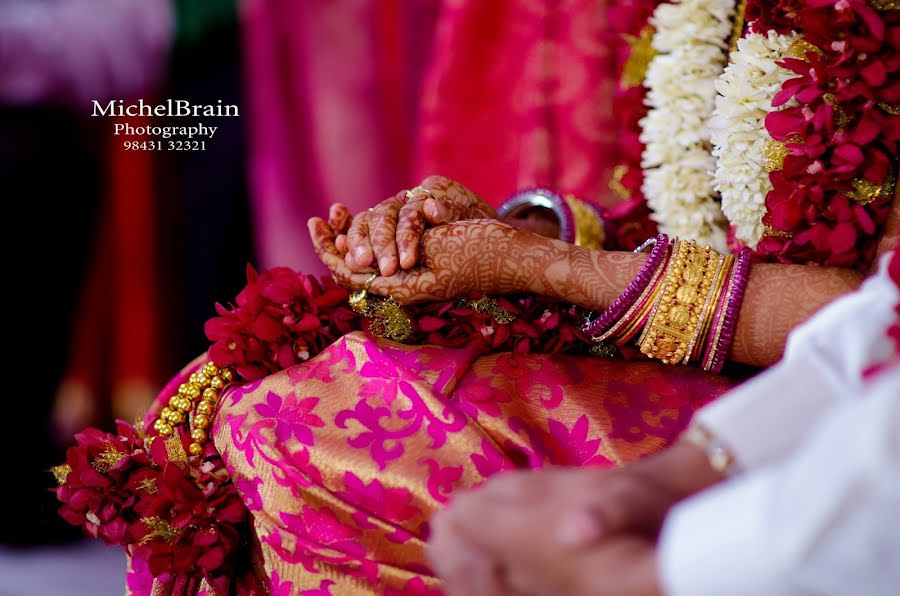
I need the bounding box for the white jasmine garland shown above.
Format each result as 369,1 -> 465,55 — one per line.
710,31 -> 798,248
640,0 -> 735,252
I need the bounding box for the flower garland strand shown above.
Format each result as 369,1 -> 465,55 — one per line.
640,0 -> 735,252
710,30 -> 799,248
756,0 -> 900,267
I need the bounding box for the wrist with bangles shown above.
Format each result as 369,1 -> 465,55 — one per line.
498,187 -> 752,371
351,186 -> 751,372
580,234 -> 751,372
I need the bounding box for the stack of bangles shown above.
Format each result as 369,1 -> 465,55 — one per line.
581,234 -> 751,373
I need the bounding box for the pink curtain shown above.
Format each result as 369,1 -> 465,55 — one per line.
243,0 -> 624,272
242,0 -> 440,272
414,0 -> 621,207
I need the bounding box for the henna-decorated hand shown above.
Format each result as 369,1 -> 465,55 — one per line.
310,206 -> 555,304
341,175 -> 497,277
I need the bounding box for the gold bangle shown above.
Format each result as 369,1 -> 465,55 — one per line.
703,264 -> 738,371
615,283 -> 662,344
691,254 -> 733,363
563,195 -> 605,250
683,253 -> 729,364
639,240 -> 719,364
594,259 -> 668,343
637,239 -> 682,347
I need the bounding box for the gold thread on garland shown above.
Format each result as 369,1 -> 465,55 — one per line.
762,138 -> 789,172
51,464 -> 72,485
459,297 -> 517,324
349,276 -> 414,342
823,94 -> 850,128
609,165 -> 632,200
784,37 -> 823,60
763,224 -> 793,238
165,435 -> 188,466
132,412 -> 146,441
138,478 -> 158,495
879,102 -> 900,115
139,517 -> 180,545
729,0 -> 749,52
847,173 -> 896,205
622,26 -> 657,88
365,297 -> 414,342
870,0 -> 900,10
91,444 -> 126,473
590,343 -> 618,358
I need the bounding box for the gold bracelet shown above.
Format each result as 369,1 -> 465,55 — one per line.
640,240 -> 718,364
680,423 -> 737,476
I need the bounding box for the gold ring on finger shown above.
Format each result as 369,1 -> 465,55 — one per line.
363,271 -> 378,291
405,185 -> 436,201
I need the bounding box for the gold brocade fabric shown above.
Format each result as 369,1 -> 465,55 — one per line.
174,332 -> 738,595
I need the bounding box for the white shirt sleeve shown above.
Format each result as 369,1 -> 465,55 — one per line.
659,368 -> 900,596
694,252 -> 898,471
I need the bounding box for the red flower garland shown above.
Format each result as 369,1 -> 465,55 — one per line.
205,266 -> 593,383
758,0 -> 899,268
56,422 -> 250,592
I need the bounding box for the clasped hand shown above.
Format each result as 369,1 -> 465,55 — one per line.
309,175 -> 526,303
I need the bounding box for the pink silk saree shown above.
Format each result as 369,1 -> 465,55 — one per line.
127,333 -> 737,594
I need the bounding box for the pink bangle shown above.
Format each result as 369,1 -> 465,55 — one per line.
581,234 -> 670,340
585,246 -> 671,346
704,249 -> 751,373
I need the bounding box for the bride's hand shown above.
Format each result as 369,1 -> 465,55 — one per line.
341,175 -> 497,277
310,212 -> 535,304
